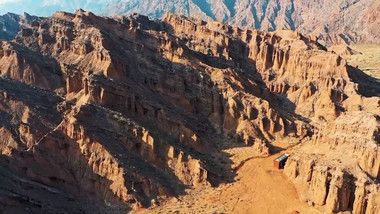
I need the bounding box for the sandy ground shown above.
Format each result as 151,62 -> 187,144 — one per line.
348,44 -> 380,79
136,152 -> 322,214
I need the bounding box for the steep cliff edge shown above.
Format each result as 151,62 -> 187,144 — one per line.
0,11 -> 378,213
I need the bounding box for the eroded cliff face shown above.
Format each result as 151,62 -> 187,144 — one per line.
0,10 -> 378,213
285,153 -> 379,214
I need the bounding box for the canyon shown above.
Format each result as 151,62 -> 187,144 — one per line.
0,9 -> 378,214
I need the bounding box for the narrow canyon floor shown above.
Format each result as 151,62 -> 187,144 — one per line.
137,147 -> 322,214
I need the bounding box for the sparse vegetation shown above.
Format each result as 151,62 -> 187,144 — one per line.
348,44 -> 380,79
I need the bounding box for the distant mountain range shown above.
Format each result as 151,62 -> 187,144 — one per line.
0,12 -> 37,40
0,0 -> 112,17
0,0 -> 379,43
103,0 -> 380,43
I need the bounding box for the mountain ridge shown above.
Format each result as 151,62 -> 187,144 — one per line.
0,0 -> 379,44
103,0 -> 380,44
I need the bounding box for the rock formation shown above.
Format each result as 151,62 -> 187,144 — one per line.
0,10 -> 378,213
328,43 -> 360,57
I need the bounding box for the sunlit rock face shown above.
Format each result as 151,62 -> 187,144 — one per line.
0,10 -> 378,213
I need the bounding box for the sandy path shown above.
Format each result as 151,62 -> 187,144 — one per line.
137,154 -> 322,214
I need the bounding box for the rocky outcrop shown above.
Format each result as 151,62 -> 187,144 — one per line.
0,41 -> 63,90
0,10 -> 378,213
285,155 -> 379,214
328,43 -> 361,57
